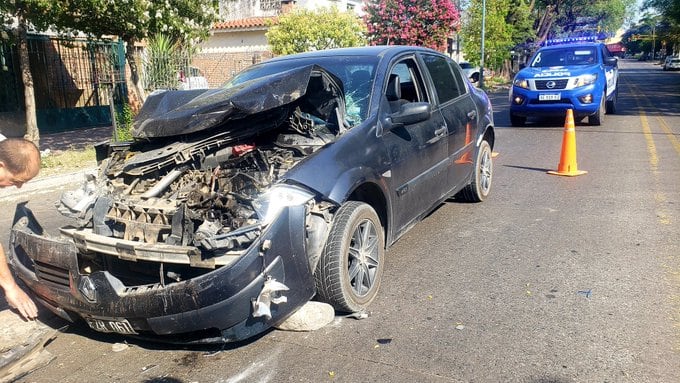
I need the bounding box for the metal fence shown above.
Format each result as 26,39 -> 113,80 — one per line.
0,35 -> 127,133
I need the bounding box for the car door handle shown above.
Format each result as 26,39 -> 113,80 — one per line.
467,110 -> 477,120
434,126 -> 448,137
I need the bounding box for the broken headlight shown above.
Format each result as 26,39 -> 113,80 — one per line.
252,184 -> 315,225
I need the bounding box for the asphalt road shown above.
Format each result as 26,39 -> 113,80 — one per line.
2,59 -> 679,383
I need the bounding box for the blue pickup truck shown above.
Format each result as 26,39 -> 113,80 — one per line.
509,37 -> 619,126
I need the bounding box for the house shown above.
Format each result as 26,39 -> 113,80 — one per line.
194,0 -> 364,86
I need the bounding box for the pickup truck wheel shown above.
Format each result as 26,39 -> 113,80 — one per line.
510,112 -> 526,127
606,88 -> 617,114
457,140 -> 493,202
589,92 -> 605,125
315,201 -> 384,313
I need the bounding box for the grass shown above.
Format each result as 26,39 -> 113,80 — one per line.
39,147 -> 97,177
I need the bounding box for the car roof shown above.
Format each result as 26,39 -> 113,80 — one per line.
264,45 -> 441,63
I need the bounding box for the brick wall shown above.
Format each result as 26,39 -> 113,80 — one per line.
192,50 -> 275,87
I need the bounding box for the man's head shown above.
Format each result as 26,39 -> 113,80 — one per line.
0,138 -> 40,188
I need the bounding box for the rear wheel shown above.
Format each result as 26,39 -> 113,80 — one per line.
314,201 -> 385,313
589,91 -> 605,125
457,140 -> 493,202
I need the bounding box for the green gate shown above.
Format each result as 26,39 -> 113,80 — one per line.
0,36 -> 128,134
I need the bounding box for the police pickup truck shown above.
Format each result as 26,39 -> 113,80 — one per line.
509,37 -> 619,126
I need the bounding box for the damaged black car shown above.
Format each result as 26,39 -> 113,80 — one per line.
9,46 -> 495,344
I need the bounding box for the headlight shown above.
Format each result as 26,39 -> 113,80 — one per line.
513,78 -> 529,89
252,184 -> 315,225
574,73 -> 597,87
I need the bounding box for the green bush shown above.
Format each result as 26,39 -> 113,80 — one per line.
114,103 -> 134,141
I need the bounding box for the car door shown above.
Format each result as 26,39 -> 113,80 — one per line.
420,53 -> 479,192
380,55 -> 449,238
600,44 -> 618,98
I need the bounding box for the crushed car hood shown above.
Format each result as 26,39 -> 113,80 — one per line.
133,65 -> 345,139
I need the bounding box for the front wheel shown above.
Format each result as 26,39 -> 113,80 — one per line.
457,140 -> 493,202
314,201 -> 385,313
606,89 -> 617,114
510,112 -> 526,127
589,91 -> 606,125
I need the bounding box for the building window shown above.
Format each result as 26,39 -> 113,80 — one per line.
260,0 -> 281,11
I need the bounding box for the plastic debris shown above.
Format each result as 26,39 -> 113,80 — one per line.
111,343 -> 129,352
577,289 -> 592,298
252,277 -> 289,320
345,310 -> 370,320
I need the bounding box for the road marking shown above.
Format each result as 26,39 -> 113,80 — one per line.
639,112 -> 670,225
656,116 -> 680,156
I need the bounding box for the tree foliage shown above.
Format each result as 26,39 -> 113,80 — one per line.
460,0 -> 638,75
266,7 -> 366,55
463,0 -> 527,72
642,0 -> 680,54
0,0 -> 218,123
533,0 -> 636,41
364,0 -> 460,51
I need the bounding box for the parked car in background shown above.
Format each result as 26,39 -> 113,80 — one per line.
663,56 -> 680,71
459,62 -> 481,83
509,37 -> 619,126
178,66 -> 209,90
9,46 -> 495,344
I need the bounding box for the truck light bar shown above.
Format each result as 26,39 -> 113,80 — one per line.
543,36 -> 597,46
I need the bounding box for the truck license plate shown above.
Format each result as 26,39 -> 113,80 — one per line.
85,317 -> 137,335
539,93 -> 561,101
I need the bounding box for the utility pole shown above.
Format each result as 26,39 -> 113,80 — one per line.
479,0 -> 486,88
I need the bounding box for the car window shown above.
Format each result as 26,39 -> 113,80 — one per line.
422,54 -> 462,103
387,58 -> 428,104
531,47 -> 597,67
447,59 -> 468,95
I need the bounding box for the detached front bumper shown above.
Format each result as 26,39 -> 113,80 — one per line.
9,203 -> 315,344
509,84 -> 601,118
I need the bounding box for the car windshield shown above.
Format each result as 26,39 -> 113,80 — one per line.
531,47 -> 597,67
224,55 -> 379,126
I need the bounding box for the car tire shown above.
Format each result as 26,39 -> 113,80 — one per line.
606,88 -> 617,114
589,91 -> 605,125
314,201 -> 385,313
457,140 -> 493,202
510,112 -> 526,127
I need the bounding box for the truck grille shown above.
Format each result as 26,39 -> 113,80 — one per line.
535,79 -> 569,90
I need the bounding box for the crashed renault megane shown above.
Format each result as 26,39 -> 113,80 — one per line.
9,46 -> 495,344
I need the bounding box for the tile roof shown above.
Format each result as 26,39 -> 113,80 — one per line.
213,17 -> 278,30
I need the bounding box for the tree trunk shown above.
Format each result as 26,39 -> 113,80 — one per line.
17,22 -> 39,147
124,39 -> 146,108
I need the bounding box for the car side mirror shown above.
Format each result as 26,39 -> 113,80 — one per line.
604,57 -> 618,67
389,102 -> 431,129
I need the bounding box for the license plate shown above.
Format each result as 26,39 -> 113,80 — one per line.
539,93 -> 561,101
85,317 -> 138,335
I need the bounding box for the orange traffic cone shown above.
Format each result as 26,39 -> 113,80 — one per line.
547,109 -> 587,177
